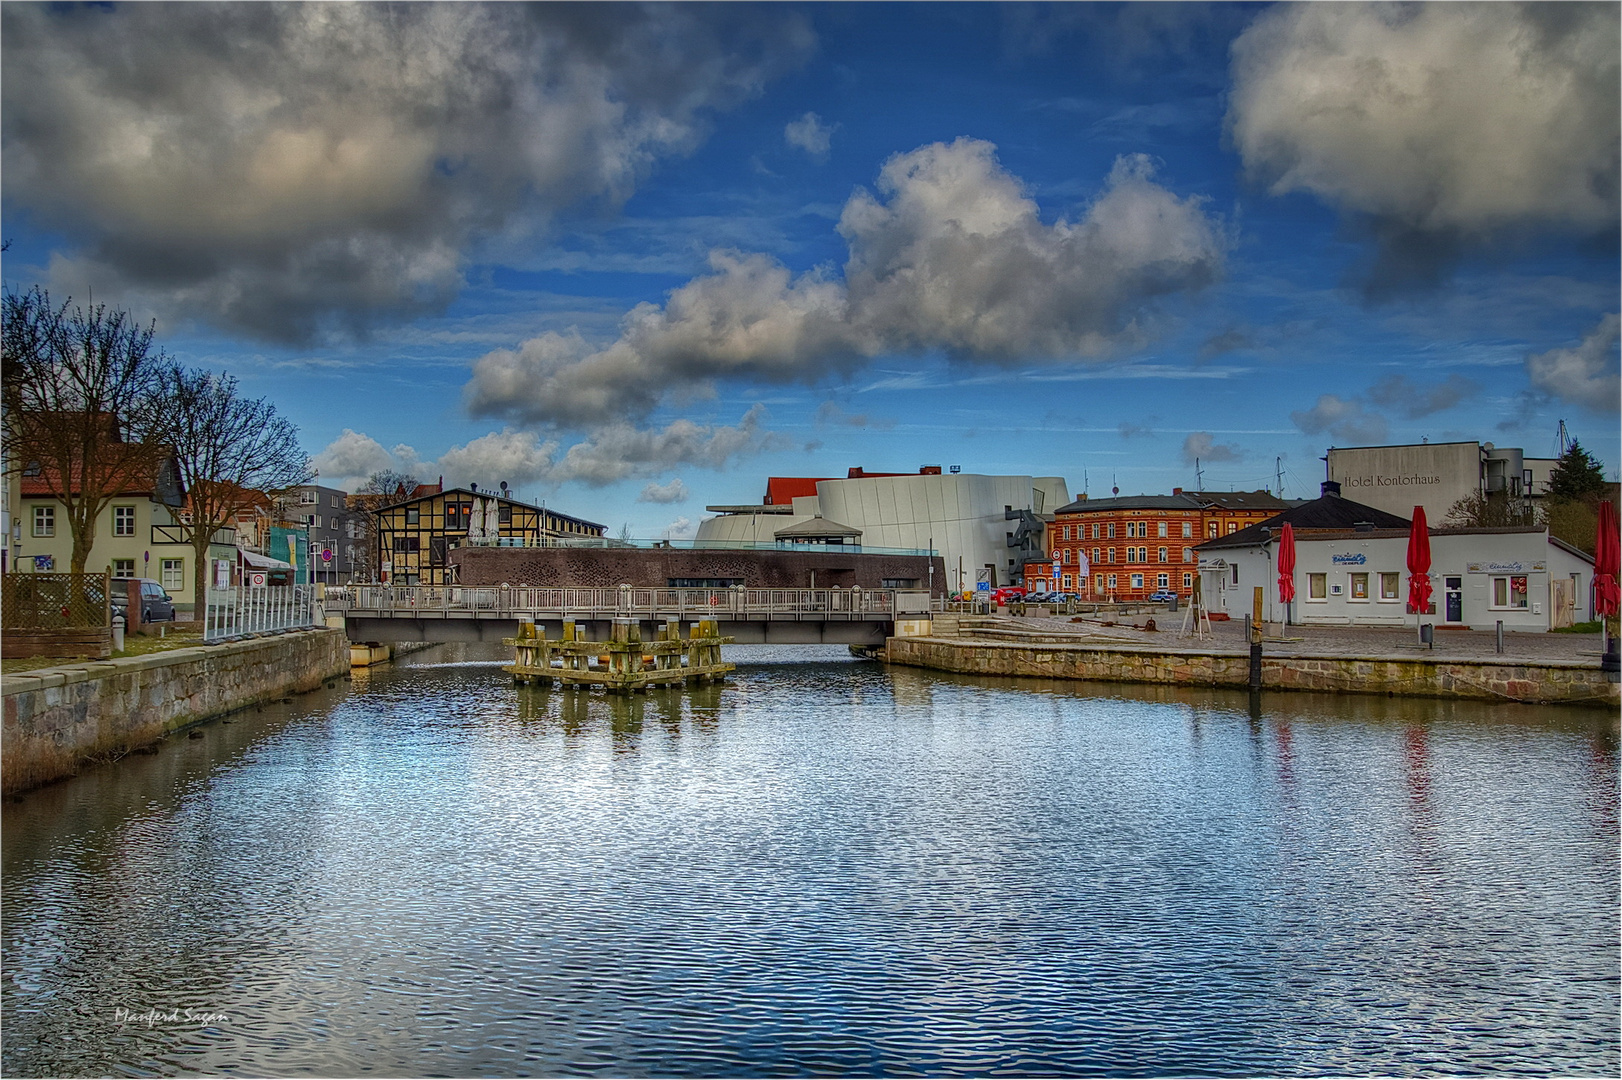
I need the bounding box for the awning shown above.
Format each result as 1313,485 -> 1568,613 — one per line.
774,516 -> 862,541
240,550 -> 295,570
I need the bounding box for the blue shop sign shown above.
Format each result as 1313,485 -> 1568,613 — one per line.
1331,553 -> 1367,565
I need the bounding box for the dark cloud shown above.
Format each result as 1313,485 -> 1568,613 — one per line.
1229,3 -> 1619,300
1181,431 -> 1240,464
1290,395 -> 1390,445
1198,326 -> 1253,358
1367,374 -> 1479,419
467,139 -> 1227,426
1,3 -> 813,342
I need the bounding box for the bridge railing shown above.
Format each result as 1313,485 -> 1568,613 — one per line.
204,585 -> 317,641
324,585 -> 924,618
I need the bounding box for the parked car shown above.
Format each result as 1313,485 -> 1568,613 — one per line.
1148,589 -> 1178,603
992,587 -> 1026,605
111,578 -> 176,623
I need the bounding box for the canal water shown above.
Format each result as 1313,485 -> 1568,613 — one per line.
3,645 -> 1617,1077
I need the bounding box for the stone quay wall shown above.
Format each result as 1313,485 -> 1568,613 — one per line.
885,636 -> 1619,707
3,628 -> 349,794
450,545 -> 946,594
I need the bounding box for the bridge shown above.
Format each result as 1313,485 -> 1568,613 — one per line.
326,585 -> 932,645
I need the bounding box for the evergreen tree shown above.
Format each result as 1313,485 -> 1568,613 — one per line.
1544,440 -> 1606,503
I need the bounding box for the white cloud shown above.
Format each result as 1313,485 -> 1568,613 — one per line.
638,478 -> 691,504
1228,3 -> 1619,293
1290,394 -> 1390,445
1181,431 -> 1240,464
1526,313 -> 1621,412
310,407 -> 779,496
784,111 -> 837,161
662,516 -> 699,541
2,4 -> 812,341
466,139 -> 1226,426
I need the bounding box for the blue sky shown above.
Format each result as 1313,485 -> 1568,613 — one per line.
3,2 -> 1617,536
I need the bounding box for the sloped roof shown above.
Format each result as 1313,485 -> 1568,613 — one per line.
774,516 -> 862,539
1055,494 -> 1201,514
1182,489 -> 1290,511
1197,494 -> 1411,549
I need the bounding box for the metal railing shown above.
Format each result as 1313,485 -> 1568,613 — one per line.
204,585 -> 317,641
453,536 -> 938,557
325,585 -> 931,619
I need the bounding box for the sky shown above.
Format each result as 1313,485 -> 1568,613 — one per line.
3,2 -> 1618,538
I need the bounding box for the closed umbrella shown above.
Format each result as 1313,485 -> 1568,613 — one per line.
1406,506 -> 1432,644
1276,522 -> 1296,624
1595,500 -> 1619,662
1596,500 -> 1619,618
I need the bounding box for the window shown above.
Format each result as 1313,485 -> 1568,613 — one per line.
1227,522 -> 1238,534
405,507 -> 420,525
1182,521 -> 1193,539
1158,547 -> 1168,563
161,558 -> 184,590
1061,574 -> 1073,589
299,490 -> 317,505
880,578 -> 919,589
1492,576 -> 1529,609
331,495 -> 341,508
1183,547 -> 1193,563
308,515 -> 321,529
1107,523 -> 1116,538
1157,573 -> 1169,588
499,505 -> 512,525
1157,521 -> 1168,538
670,577 -> 743,588
113,505 -> 136,537
32,505 -> 54,537
1131,573 -> 1144,590
1092,548 -> 1100,564
1208,521 -> 1218,538
1108,574 -> 1118,589
393,536 -> 421,552
112,559 -> 135,578
1380,572 -> 1400,600
1107,548 -> 1115,563
1182,573 -> 1192,589
1092,523 -> 1101,539
1349,572 -> 1369,600
1308,573 -> 1327,600
1230,564 -> 1240,586
430,537 -> 448,565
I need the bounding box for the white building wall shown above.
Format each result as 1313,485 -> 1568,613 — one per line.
1327,442 -> 1481,522
1200,530 -> 1592,631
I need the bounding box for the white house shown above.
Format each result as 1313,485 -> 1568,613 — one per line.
1200,523 -> 1593,632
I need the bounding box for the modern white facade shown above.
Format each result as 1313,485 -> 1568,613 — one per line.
1326,441 -> 1559,523
699,472 -> 1069,593
1199,527 -> 1594,632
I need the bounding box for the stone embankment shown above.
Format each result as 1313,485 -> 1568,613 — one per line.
887,616 -> 1619,707
3,628 -> 349,794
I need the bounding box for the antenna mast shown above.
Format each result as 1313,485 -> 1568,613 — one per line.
1195,457 -> 1203,489
1275,456 -> 1283,497
1556,419 -> 1571,456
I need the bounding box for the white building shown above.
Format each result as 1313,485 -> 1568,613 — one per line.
1325,440 -> 1558,523
699,469 -> 1069,593
1200,524 -> 1594,632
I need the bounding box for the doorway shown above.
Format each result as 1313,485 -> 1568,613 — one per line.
1444,576 -> 1463,623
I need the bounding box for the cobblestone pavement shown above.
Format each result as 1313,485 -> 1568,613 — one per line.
987,610 -> 1612,663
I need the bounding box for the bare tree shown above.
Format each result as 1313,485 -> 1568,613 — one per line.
1,286 -> 169,573
343,470 -> 421,581
153,365 -> 311,611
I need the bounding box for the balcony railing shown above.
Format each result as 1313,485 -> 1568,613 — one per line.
454,536 -> 937,557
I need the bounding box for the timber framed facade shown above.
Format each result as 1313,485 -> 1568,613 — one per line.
374,487 -> 605,586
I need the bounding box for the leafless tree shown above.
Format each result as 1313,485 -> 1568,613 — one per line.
1,286 -> 169,573
342,470 -> 421,581
152,364 -> 311,610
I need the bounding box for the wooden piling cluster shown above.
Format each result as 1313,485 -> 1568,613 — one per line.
504,616 -> 734,691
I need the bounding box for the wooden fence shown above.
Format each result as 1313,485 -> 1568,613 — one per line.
1,572 -> 113,659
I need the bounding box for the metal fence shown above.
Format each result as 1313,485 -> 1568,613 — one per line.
325,585 -> 928,618
454,536 -> 938,557
204,585 -> 317,641
1,571 -> 111,629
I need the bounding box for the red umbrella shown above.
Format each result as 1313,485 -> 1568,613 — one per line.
1596,499 -> 1620,618
1406,506 -> 1432,615
1276,522 -> 1297,605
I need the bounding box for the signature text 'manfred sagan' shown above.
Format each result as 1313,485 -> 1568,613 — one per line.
113,1007 -> 230,1028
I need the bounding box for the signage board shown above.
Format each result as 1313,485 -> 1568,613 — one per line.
1331,553 -> 1367,565
1466,560 -> 1546,574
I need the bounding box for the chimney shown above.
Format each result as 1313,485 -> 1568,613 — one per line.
1321,480 -> 1342,497
1172,487 -> 1182,496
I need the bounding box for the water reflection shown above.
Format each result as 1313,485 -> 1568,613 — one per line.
3,644 -> 1616,1078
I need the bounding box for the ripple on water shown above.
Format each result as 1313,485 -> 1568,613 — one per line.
2,644 -> 1617,1077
